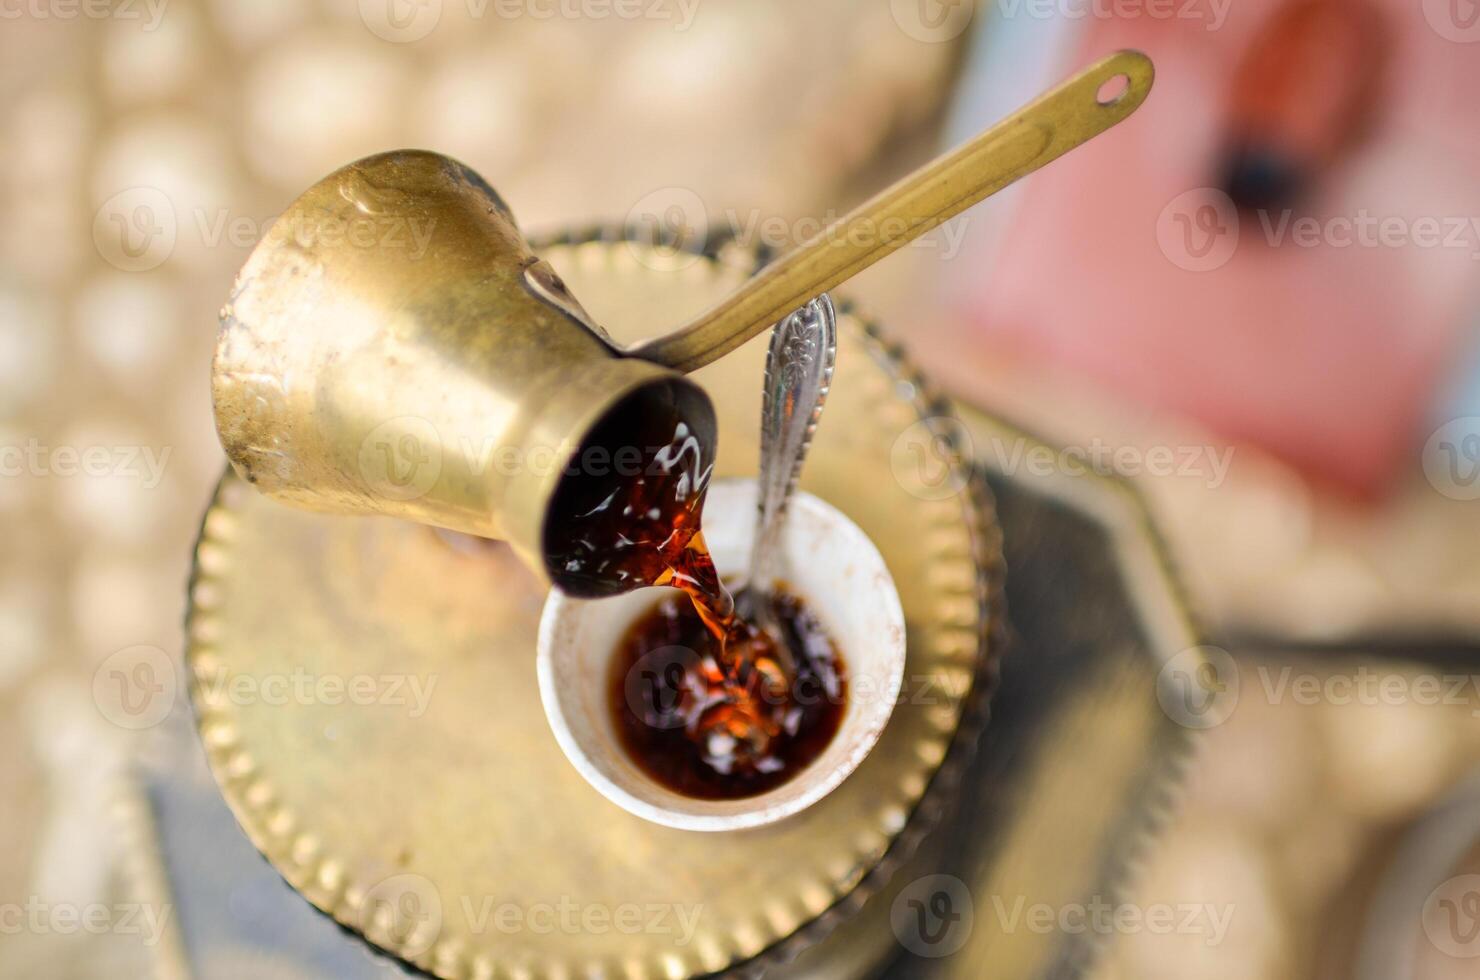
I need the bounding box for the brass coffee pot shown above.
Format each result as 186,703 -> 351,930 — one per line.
211,51 -> 1152,593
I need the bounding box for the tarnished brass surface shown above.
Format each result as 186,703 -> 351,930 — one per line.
187,234 -> 999,979
210,149 -> 715,587
631,50 -> 1154,371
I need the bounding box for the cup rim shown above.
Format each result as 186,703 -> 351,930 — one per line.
536,479 -> 906,832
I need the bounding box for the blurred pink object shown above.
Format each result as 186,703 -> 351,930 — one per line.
958,0 -> 1480,496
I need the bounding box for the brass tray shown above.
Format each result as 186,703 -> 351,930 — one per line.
773,403 -> 1206,978
185,229 -> 1002,978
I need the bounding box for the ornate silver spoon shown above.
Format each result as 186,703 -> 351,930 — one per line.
741,294 -> 837,674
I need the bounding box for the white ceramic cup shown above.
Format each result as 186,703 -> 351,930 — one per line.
537,478 -> 906,832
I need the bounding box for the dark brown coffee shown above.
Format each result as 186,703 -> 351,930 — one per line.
542,384 -> 717,600
610,585 -> 847,800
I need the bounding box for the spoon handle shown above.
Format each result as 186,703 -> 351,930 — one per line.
748,295 -> 837,601
632,50 -> 1153,372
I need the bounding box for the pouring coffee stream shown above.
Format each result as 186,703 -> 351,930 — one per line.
545,298 -> 839,772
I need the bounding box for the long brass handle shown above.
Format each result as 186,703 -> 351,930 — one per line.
630,50 -> 1154,373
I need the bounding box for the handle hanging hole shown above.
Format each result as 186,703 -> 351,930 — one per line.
1096,74 -> 1131,106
